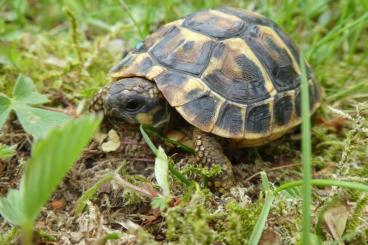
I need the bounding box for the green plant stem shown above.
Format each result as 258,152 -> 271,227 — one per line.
63,7 -> 83,65
274,179 -> 368,194
300,54 -> 312,244
22,222 -> 33,245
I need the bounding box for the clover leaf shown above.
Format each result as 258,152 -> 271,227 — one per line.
0,75 -> 70,139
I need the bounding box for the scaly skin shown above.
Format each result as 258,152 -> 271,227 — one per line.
193,128 -> 234,194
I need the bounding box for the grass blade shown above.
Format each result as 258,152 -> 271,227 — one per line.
300,54 -> 312,244
326,79 -> 368,102
248,172 -> 274,245
140,124 -> 158,155
275,179 -> 368,194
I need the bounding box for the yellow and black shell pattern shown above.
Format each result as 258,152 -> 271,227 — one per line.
110,7 -> 322,145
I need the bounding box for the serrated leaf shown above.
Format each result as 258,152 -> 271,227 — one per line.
0,94 -> 11,129
0,144 -> 16,160
0,189 -> 26,226
154,146 -> 170,197
19,115 -> 101,223
14,104 -> 70,139
12,75 -> 48,105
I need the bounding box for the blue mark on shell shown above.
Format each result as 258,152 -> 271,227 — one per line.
134,41 -> 145,51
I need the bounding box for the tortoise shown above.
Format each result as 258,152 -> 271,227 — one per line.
90,7 -> 322,193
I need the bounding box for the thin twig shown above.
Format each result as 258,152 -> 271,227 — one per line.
115,174 -> 160,198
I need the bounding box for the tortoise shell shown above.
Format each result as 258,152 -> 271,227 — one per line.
108,7 -> 322,146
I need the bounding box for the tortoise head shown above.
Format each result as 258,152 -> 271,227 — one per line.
101,77 -> 170,128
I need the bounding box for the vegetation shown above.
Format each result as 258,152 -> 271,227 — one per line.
1,0 -> 368,244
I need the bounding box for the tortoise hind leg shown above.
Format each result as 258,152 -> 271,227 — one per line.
193,128 -> 234,194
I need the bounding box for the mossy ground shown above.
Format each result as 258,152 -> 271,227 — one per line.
1,0 -> 368,244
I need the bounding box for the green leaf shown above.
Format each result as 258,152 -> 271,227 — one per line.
154,146 -> 170,197
0,94 -> 11,129
0,189 -> 26,226
19,115 -> 101,223
14,104 -> 70,139
12,75 -> 48,105
151,196 -> 170,211
0,144 -> 16,160
0,75 -> 71,139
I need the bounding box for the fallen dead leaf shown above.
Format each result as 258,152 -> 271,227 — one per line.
322,203 -> 349,244
101,129 -> 121,152
260,229 -> 282,245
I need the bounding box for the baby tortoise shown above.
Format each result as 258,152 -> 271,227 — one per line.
90,7 -> 322,194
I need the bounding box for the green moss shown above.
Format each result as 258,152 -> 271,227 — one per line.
165,186 -> 218,244
164,184 -> 262,244
221,201 -> 262,244
344,193 -> 368,242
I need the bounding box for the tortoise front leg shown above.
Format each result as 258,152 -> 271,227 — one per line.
193,128 -> 234,194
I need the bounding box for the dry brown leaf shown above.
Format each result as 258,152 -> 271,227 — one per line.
101,129 -> 121,152
260,229 -> 282,245
322,204 -> 349,243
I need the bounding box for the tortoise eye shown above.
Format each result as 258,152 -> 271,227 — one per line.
125,98 -> 144,112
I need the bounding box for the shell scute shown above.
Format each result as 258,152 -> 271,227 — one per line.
213,102 -> 245,138
246,103 -> 271,134
273,94 -> 293,126
155,70 -> 208,107
183,10 -> 244,38
150,26 -> 214,75
176,94 -> 219,132
202,38 -> 273,105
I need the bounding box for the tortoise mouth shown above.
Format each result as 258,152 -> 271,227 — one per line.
105,106 -> 138,124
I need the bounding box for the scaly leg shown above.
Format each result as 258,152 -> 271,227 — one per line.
193,128 -> 234,194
